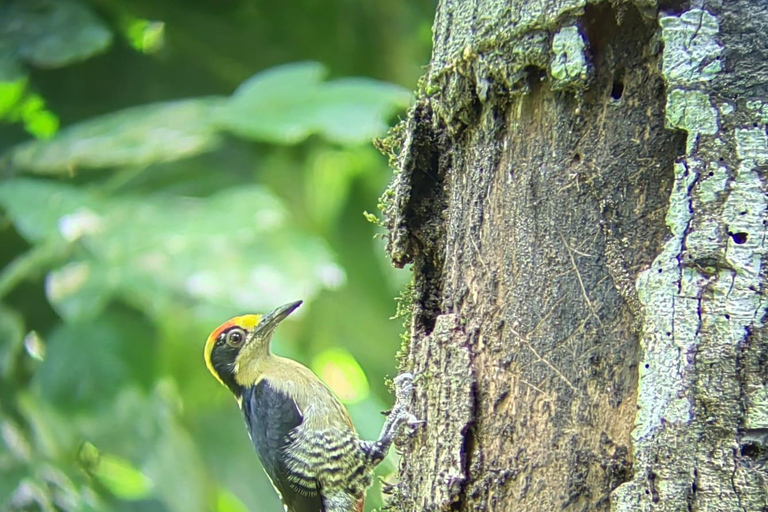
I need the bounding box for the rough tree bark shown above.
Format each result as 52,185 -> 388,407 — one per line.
382,1 -> 768,510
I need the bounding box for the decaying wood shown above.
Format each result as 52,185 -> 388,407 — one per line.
385,1 -> 768,510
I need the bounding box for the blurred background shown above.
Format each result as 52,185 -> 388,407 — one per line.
0,0 -> 434,510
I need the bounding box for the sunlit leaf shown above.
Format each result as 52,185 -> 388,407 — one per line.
22,331 -> 45,361
95,454 -> 154,500
312,348 -> 369,404
0,47 -> 26,118
8,98 -> 226,174
125,19 -> 165,54
219,61 -> 412,145
215,488 -> 249,512
0,0 -> 112,68
0,47 -> 59,138
0,78 -> 26,118
22,106 -> 59,139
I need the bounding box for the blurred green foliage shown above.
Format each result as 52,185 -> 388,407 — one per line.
0,0 -> 433,510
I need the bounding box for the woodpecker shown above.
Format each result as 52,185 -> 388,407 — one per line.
204,300 -> 419,512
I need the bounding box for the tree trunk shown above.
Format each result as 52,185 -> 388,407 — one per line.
383,1 -> 768,510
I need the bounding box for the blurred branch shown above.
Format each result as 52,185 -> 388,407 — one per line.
0,239 -> 71,300
98,164 -> 148,195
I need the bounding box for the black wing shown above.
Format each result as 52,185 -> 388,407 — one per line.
242,380 -> 325,512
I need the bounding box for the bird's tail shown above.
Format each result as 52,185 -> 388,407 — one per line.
353,497 -> 364,512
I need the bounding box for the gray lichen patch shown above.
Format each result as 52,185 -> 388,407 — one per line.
614,4 -> 768,509
550,25 -> 588,90
745,386 -> 768,430
612,5 -> 765,509
745,100 -> 768,124
723,140 -> 768,324
633,161 -> 698,442
736,127 -> 768,164
684,218 -> 719,256
719,102 -> 734,117
698,161 -> 728,203
660,9 -> 723,156
659,9 -> 722,86
665,89 -> 718,154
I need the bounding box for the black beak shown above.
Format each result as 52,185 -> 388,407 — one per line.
255,300 -> 303,334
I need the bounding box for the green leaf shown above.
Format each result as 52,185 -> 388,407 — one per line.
34,316 -> 134,408
219,61 -> 412,145
0,305 -> 24,377
304,147 -> 380,229
0,464 -> 25,507
145,419 -> 208,512
0,178 -> 90,242
44,262 -> 113,322
0,0 -> 112,68
95,454 -> 154,500
0,179 -> 345,322
8,98 -> 226,174
16,392 -> 78,458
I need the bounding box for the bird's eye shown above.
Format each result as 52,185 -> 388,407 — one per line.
226,328 -> 246,347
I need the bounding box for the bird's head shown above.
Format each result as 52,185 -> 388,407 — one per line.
204,300 -> 302,395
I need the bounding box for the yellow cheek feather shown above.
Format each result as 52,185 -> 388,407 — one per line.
204,314 -> 262,388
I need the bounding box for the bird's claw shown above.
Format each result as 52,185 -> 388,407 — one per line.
391,373 -> 424,430
393,372 -> 414,401
406,413 -> 425,427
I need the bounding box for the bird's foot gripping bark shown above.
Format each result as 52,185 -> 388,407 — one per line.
390,373 -> 423,429
362,373 -> 423,464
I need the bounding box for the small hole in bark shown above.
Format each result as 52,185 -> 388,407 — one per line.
611,79 -> 624,101
707,171 -> 714,177
725,314 -> 731,320
730,232 -> 748,244
740,211 -> 747,216
644,364 -> 650,369
524,65 -> 547,90
741,443 -> 761,458
658,0 -> 688,15
658,268 -> 663,273
666,332 -> 671,336
572,153 -> 581,164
